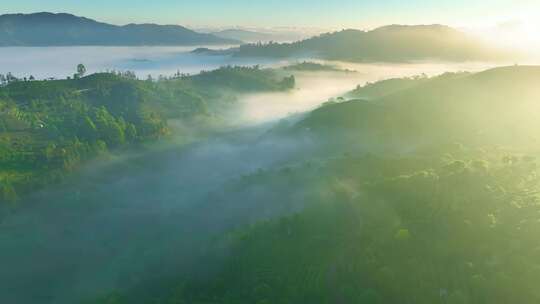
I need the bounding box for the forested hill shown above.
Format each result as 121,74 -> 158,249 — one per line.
295,65 -> 540,148
0,66 -> 295,205
0,12 -> 239,46
233,25 -> 513,62
98,65 -> 540,304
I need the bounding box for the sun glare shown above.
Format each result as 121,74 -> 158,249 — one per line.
493,16 -> 540,54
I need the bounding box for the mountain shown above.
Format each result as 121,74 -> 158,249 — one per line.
295,65 -> 540,148
211,28 -> 319,43
0,12 -> 240,46
233,24 -> 514,62
212,29 -> 276,43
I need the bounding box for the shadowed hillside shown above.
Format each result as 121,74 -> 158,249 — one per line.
0,12 -> 240,46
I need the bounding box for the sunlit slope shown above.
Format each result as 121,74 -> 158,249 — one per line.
296,65 -> 540,148
346,72 -> 469,100
235,25 -> 514,62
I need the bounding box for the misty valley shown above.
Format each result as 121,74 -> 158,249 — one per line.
2,9 -> 540,304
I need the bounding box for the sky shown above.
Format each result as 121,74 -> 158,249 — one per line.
2,0 -> 540,30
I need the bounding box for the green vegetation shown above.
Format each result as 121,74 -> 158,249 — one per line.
347,73 -> 437,100
92,65 -> 540,304
2,7 -> 538,304
162,149 -> 540,304
0,65 -> 295,205
297,66 -> 540,149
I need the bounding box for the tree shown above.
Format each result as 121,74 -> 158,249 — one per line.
280,75 -> 295,89
76,64 -> 87,79
122,71 -> 137,80
80,116 -> 98,141
6,72 -> 18,84
125,123 -> 138,142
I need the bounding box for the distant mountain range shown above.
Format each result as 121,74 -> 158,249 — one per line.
232,24 -> 514,62
211,29 -> 276,43
210,28 -> 319,43
0,12 -> 240,46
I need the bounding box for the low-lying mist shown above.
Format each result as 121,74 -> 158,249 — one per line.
0,126 -> 319,304
233,61 -> 508,125
0,45 -> 275,79
1,44 -> 529,81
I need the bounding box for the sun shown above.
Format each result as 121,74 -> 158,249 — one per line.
519,22 -> 540,45
476,15 -> 540,59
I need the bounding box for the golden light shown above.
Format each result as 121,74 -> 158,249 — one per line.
490,15 -> 540,56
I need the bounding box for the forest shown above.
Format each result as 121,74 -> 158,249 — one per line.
80,65 -> 540,304
0,66 -> 295,206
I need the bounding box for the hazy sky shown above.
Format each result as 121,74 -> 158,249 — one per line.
2,0 -> 539,30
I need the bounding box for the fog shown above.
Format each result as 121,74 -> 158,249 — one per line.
0,127 -> 318,304
234,61 -> 503,125
0,52 -> 515,303
0,45 -> 510,81
0,45 -> 284,79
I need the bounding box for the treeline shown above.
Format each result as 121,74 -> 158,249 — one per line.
189,65 -> 295,91
0,66 -> 295,205
283,61 -> 354,73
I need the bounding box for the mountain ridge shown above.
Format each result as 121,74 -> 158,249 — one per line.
232,24 -> 514,62
0,12 -> 240,46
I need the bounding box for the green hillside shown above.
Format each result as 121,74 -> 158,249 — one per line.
92,65 -> 540,304
297,66 -> 540,149
0,66 -> 295,205
166,151 -> 540,304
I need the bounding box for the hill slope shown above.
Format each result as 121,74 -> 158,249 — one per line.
296,65 -> 540,148
95,67 -> 540,304
0,66 -> 295,204
0,12 -> 240,46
